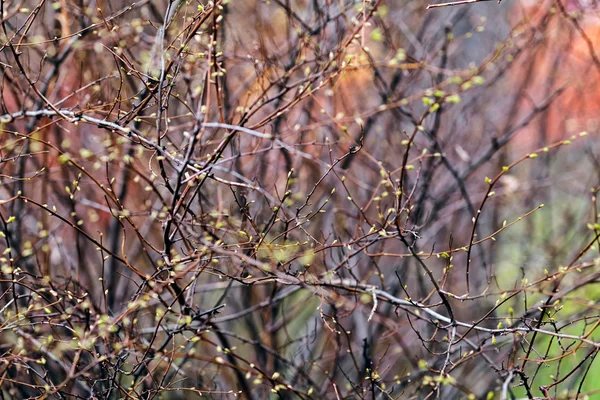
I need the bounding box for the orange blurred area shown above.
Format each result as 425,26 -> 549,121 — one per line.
508,0 -> 600,148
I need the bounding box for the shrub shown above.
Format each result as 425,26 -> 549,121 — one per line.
1,0 -> 600,398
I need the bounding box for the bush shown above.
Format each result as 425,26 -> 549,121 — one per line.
1,0 -> 600,398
